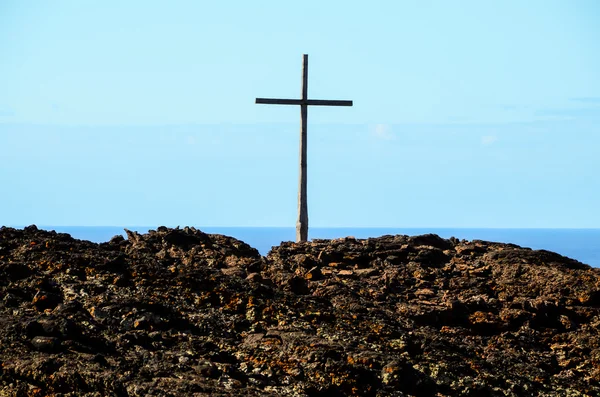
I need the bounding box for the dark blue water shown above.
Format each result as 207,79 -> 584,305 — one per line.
30,226 -> 600,268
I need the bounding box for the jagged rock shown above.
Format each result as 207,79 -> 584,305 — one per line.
1,225 -> 599,396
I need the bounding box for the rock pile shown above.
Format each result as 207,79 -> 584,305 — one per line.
1,226 -> 599,396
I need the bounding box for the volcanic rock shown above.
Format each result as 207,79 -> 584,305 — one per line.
1,226 -> 599,396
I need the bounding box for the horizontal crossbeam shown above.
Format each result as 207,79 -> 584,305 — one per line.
256,98 -> 353,107
307,99 -> 353,106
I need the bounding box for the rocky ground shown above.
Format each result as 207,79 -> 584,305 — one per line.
1,225 -> 600,396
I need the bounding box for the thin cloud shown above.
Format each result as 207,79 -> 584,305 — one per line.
536,107 -> 600,118
371,123 -> 395,140
185,135 -> 196,145
571,97 -> 600,104
498,104 -> 530,111
481,135 -> 498,146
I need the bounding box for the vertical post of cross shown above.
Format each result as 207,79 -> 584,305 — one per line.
298,54 -> 309,243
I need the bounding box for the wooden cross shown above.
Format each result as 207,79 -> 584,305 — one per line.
256,54 -> 353,243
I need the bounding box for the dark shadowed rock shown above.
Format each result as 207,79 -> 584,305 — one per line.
30,336 -> 62,352
1,226 -> 599,396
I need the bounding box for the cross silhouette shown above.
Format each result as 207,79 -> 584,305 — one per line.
256,54 -> 353,242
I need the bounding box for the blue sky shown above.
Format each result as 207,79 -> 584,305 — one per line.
1,0 -> 599,227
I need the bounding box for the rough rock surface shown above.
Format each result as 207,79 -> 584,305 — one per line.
1,226 -> 600,396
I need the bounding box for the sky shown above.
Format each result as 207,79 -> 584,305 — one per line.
0,0 -> 599,228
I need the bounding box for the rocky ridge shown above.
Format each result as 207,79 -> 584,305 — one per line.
1,225 -> 600,396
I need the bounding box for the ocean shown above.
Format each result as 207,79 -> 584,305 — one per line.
27,226 -> 600,268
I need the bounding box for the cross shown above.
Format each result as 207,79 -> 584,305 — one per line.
256,54 -> 353,243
